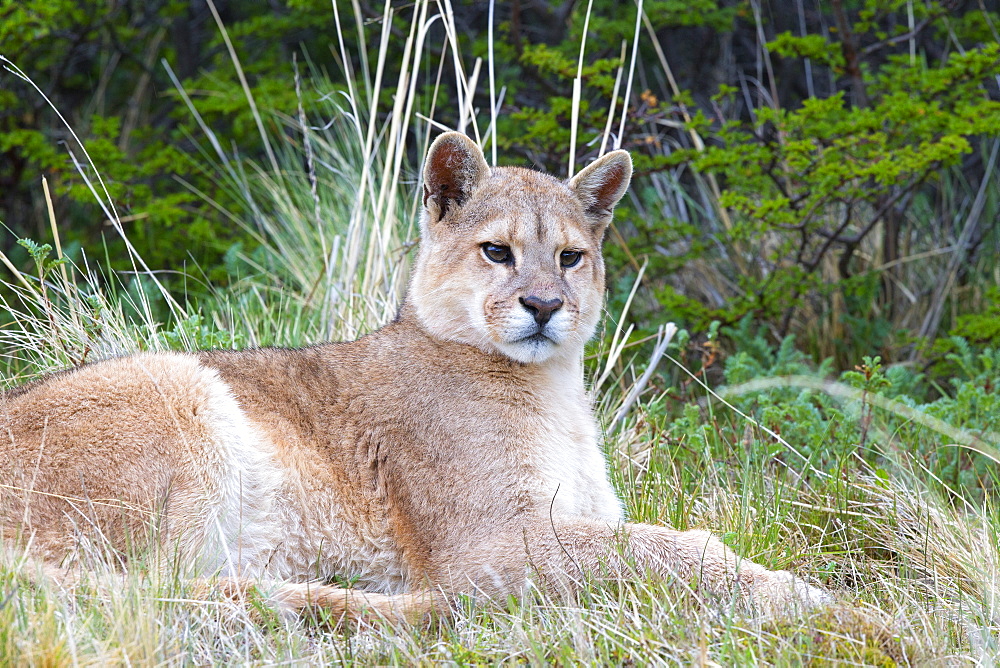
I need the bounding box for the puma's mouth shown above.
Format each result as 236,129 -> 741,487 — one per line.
495,320 -> 571,362
520,332 -> 552,345
495,326 -> 564,363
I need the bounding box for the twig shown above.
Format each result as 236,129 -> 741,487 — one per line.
831,0 -> 869,107
548,484 -> 583,583
611,322 -> 677,429
916,138 -> 1000,346
861,16 -> 933,56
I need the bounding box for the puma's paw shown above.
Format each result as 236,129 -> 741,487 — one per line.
745,569 -> 834,617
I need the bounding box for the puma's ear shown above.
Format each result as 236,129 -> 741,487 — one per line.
568,150 -> 632,226
422,132 -> 490,224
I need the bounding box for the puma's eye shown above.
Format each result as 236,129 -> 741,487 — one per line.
559,250 -> 583,268
482,243 -> 513,264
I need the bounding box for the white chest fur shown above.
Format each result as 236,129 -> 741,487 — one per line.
526,362 -> 623,523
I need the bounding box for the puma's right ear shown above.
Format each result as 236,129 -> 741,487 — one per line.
568,150 -> 632,229
422,132 -> 490,224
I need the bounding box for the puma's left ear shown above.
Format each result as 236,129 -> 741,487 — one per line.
568,150 -> 632,225
422,132 -> 491,225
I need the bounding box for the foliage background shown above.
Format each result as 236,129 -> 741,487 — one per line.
3,0 -> 999,365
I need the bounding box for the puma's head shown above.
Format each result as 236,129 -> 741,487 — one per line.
409,132 -> 632,364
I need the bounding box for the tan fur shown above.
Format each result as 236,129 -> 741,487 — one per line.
0,133 -> 831,626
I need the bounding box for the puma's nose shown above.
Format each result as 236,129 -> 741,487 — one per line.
519,296 -> 563,327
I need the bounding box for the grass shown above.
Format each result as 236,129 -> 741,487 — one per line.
2,400 -> 996,663
2,1 -> 1000,664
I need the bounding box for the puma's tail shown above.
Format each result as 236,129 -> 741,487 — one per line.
21,558 -> 449,629
261,580 -> 449,626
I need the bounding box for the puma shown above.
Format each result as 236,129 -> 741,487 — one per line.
0,132 -> 831,623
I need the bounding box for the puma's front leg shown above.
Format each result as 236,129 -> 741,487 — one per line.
452,520 -> 831,615
617,523 -> 833,614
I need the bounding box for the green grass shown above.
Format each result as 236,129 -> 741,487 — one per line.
2,3 -> 1000,665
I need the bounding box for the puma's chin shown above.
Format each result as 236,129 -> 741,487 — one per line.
494,334 -> 561,364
